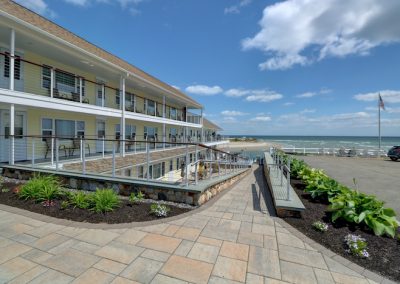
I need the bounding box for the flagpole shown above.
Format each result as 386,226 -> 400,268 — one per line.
378,94 -> 381,156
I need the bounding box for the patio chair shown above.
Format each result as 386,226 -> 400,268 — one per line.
69,138 -> 91,157
348,148 -> 357,157
71,92 -> 80,102
338,147 -> 347,157
44,138 -> 67,159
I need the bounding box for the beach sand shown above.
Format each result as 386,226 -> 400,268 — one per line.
221,141 -> 282,152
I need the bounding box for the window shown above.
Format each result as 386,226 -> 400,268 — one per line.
125,92 -> 135,112
42,118 -> 53,140
4,53 -> 21,80
146,100 -> 155,116
125,169 -> 131,177
77,121 -> 85,138
116,89 -> 120,105
55,71 -> 75,93
138,166 -> 144,178
169,159 -> 173,171
4,114 -> 23,139
126,125 -> 136,139
153,164 -> 161,179
42,66 -> 51,89
77,78 -> 86,96
170,108 -> 177,120
115,124 -> 121,140
55,120 -> 75,138
176,158 -> 180,170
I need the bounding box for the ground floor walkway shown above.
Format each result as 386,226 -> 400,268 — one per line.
0,166 -> 386,283
301,155 -> 400,216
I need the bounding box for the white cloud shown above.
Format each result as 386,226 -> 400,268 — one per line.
185,85 -> 223,96
62,0 -> 146,14
250,116 -> 272,122
222,116 -> 237,123
242,0 -> 400,70
245,90 -> 283,103
296,88 -> 332,99
224,0 -> 252,14
296,92 -> 317,98
283,102 -> 294,106
354,90 -> 400,103
15,0 -> 56,17
221,110 -> 248,116
224,88 -> 250,97
300,108 -> 316,114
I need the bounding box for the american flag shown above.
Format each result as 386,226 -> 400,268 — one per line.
379,94 -> 385,110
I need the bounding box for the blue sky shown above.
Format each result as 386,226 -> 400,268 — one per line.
17,0 -> 400,136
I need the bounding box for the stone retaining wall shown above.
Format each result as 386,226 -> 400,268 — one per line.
2,167 -> 250,206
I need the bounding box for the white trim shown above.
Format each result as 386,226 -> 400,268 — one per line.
0,10 -> 203,109
0,88 -> 202,127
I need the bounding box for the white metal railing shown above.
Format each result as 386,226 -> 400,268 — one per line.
281,147 -> 387,157
6,135 -> 251,187
270,150 -> 291,201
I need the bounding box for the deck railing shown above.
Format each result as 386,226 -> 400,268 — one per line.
281,147 -> 387,157
5,135 -> 250,187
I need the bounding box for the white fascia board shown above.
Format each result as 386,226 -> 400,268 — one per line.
0,10 -> 202,109
125,112 -> 202,128
0,88 -> 203,127
0,88 -> 122,117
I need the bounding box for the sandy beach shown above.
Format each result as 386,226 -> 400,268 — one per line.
223,141 -> 282,152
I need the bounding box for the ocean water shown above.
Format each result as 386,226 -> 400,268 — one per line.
229,135 -> 400,151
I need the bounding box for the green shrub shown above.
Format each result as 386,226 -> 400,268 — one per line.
330,191 -> 398,237
150,204 -> 170,217
60,200 -> 69,210
90,189 -> 120,213
129,191 -> 144,204
19,175 -> 61,201
69,191 -> 90,209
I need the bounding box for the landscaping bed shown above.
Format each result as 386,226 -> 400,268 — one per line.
0,181 -> 191,224
284,176 -> 400,281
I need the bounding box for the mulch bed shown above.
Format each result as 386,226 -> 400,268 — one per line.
284,178 -> 400,282
0,182 -> 191,224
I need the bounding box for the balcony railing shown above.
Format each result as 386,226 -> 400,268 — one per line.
0,52 -> 199,124
6,134 -> 250,186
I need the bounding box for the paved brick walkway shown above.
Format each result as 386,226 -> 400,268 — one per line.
0,166 -> 391,283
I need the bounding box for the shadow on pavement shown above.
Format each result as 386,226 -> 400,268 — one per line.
252,165 -> 276,217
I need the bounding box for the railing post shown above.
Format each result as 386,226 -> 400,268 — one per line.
82,138 -> 86,175
31,138 -> 35,167
55,138 -> 59,171
102,136 -> 105,158
287,156 -> 291,200
195,144 -> 198,185
146,141 -> 150,181
112,141 -> 116,178
80,138 -> 83,161
185,144 -> 189,186
51,137 -> 54,165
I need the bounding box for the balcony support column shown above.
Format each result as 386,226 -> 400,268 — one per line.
79,77 -> 83,103
9,28 -> 15,91
201,108 -> 204,142
50,68 -> 54,98
162,96 -> 166,148
120,77 -> 126,157
9,104 -> 15,165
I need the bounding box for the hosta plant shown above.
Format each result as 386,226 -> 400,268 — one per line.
344,234 -> 369,258
150,204 -> 170,217
313,221 -> 328,232
330,191 -> 399,238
